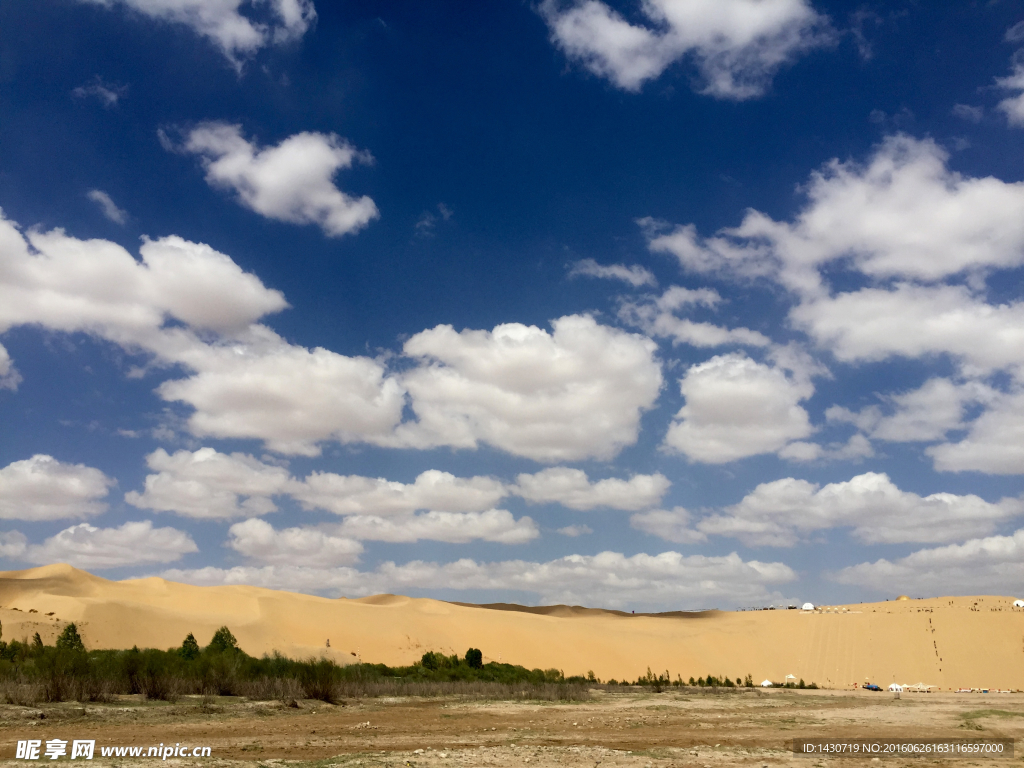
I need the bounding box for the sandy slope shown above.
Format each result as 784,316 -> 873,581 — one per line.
0,564 -> 1022,689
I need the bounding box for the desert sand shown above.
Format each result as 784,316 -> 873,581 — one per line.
1,564 -> 1022,690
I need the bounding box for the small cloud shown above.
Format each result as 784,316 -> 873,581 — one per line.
415,203 -> 453,237
568,258 -> 657,288
86,190 -> 128,225
1006,21 -> 1024,43
951,104 -> 983,123
557,524 -> 593,537
72,76 -> 128,108
849,9 -> 882,60
868,107 -> 914,129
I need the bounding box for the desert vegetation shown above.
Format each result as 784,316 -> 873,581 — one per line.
0,623 -> 591,704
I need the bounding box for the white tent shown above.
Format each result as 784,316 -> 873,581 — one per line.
802,602 -> 814,610
760,679 -> 773,687
1014,599 -> 1024,608
888,683 -> 903,692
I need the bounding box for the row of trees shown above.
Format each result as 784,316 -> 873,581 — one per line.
0,624 -> 591,703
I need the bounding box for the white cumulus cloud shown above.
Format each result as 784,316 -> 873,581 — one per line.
125,448 -> 292,519
696,472 -> 1023,547
227,518 -> 362,566
0,455 -> 114,521
78,0 -> 316,68
293,469 -> 506,516
927,391 -> 1024,475
832,529 -> 1024,596
514,467 -> 669,511
24,521 -> 196,569
791,284 -> 1024,375
663,353 -> 814,462
394,314 -> 663,462
336,510 -> 539,544
646,136 -> 1024,294
155,326 -> 405,456
630,507 -> 707,544
540,0 -> 831,98
176,123 -> 378,237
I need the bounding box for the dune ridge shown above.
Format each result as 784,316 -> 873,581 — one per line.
1,564 -> 1022,689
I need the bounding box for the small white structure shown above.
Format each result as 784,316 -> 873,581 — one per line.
802,602 -> 814,610
888,683 -> 903,692
761,679 -> 773,687
1013,599 -> 1024,608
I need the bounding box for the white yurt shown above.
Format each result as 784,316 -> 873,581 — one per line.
888,683 -> 903,692
1014,599 -> 1024,608
761,679 -> 773,687
802,602 -> 814,610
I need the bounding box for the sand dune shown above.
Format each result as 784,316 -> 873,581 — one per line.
1,564 -> 1022,689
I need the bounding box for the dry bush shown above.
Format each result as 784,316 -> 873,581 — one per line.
238,676 -> 302,701
0,679 -> 43,706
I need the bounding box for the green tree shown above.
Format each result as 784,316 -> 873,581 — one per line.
179,632 -> 200,660
206,626 -> 238,654
465,648 -> 483,669
56,623 -> 86,653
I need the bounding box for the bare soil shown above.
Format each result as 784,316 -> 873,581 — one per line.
0,688 -> 1021,768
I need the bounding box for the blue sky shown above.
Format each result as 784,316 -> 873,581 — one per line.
2,0 -> 1024,610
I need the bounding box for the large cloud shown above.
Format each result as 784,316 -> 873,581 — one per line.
227,518 -> 362,566
125,448 -> 292,519
0,213 -> 287,342
336,510 -> 539,544
791,284 -> 1024,375
155,326 -> 406,456
540,0 -> 830,98
78,0 -> 316,68
21,521 -> 196,569
0,213 -> 403,456
833,529 -> 1024,597
162,548 -> 796,609
394,314 -> 663,462
663,353 -> 814,462
696,472 -> 1023,547
293,469 -> 506,516
0,455 -> 114,521
175,123 -> 378,237
647,136 -> 1024,294
927,391 -> 1024,475
630,507 -> 707,544
514,468 -> 669,511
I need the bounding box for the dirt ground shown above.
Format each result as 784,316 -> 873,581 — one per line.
0,688 -> 1021,768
